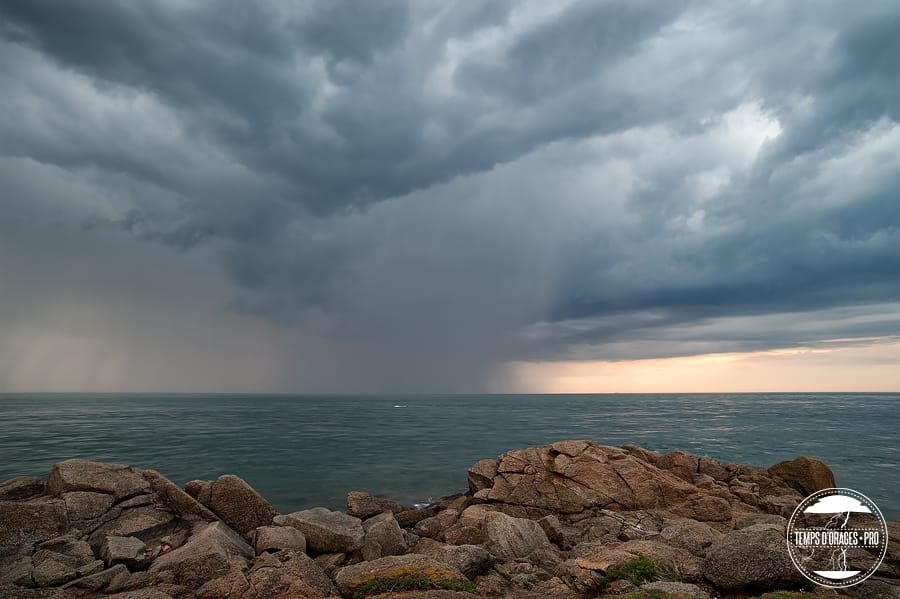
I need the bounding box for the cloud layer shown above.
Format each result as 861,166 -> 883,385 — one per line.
1,1 -> 899,391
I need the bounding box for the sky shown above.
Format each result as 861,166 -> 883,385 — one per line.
1,1 -> 899,393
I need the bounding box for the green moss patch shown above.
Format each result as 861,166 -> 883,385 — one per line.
351,574 -> 477,598
596,553 -> 681,591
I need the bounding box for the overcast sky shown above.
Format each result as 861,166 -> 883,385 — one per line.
1,1 -> 899,393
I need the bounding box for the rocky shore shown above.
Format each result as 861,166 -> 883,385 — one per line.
1,440 -> 897,599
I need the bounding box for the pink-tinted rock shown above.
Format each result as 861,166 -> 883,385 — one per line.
480,441 -> 698,513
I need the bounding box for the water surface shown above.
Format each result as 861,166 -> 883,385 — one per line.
1,393 -> 896,519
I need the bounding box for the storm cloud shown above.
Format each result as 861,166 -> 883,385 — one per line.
1,1 -> 899,391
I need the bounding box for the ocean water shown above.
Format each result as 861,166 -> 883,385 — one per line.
0,393 -> 897,519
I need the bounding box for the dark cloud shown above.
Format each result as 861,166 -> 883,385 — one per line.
1,1 -> 899,391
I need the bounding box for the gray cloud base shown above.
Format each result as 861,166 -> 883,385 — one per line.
1,1 -> 899,391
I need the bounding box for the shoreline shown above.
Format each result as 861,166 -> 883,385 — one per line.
1,440 -> 897,598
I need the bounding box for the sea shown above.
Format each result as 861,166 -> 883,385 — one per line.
1,393 -> 897,520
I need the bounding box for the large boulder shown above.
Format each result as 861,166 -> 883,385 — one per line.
768,456 -> 836,496
149,521 -> 253,588
478,440 -> 698,513
483,511 -> 550,560
333,554 -> 468,598
107,591 -> 175,599
702,525 -> 804,591
47,460 -> 150,500
275,507 -> 364,554
206,475 -> 277,537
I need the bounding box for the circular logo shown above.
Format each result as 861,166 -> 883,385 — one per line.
787,488 -> 889,588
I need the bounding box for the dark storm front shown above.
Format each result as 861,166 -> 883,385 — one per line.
0,393 -> 897,518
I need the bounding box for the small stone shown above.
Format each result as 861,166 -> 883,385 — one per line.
252,525 -> 307,555
414,509 -> 459,540
538,514 -> 565,546
313,552 -> 346,576
395,505 -> 440,528
0,476 -> 46,500
347,491 -> 404,519
698,457 -> 730,481
32,557 -> 77,587
184,479 -> 212,505
63,491 -> 115,521
657,451 -> 700,483
0,555 -> 33,586
604,579 -> 638,594
101,536 -> 147,567
641,580 -> 710,598
466,459 -> 498,493
62,564 -> 129,592
106,590 -> 176,599
77,559 -> 105,576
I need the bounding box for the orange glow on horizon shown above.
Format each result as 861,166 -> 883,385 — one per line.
500,340 -> 900,393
